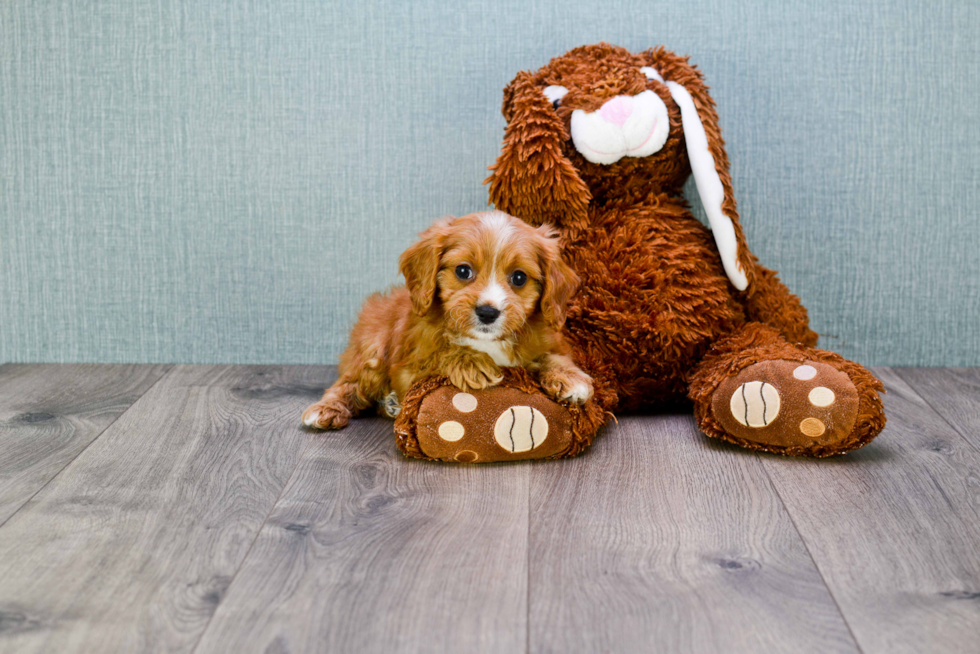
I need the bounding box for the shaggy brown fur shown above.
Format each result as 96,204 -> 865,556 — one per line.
476,43 -> 885,456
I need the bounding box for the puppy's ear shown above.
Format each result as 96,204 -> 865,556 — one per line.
640,48 -> 756,292
536,224 -> 580,329
399,217 -> 453,316
485,71 -> 592,235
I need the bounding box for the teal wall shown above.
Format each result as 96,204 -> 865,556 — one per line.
2,0 -> 978,365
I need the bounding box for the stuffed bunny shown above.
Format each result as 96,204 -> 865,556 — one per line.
395,43 -> 885,461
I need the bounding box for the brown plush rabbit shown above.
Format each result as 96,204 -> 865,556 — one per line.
395,43 -> 885,461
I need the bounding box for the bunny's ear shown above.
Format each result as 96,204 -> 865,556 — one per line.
485,71 -> 592,235
644,50 -> 755,292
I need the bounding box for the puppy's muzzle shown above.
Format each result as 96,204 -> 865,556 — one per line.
475,304 -> 501,325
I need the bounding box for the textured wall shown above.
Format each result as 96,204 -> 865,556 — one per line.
1,0 -> 978,366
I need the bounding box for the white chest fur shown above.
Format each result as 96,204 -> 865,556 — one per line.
455,337 -> 516,367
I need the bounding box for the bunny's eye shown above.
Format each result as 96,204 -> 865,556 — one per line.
543,85 -> 568,110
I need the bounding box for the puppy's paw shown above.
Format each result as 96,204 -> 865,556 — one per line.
563,379 -> 594,404
301,402 -> 351,430
447,360 -> 503,392
540,369 -> 594,405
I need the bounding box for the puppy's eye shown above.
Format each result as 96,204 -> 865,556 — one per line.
543,85 -> 568,110
509,270 -> 528,287
455,264 -> 474,281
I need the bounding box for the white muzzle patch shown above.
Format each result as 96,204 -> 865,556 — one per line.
570,90 -> 670,165
479,281 -> 507,310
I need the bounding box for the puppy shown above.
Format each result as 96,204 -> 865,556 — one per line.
302,210 -> 594,430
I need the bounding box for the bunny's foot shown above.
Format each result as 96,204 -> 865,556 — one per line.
712,360 -> 859,449
394,368 -> 609,463
690,323 -> 885,457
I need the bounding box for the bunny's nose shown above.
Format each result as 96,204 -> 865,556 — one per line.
599,95 -> 634,127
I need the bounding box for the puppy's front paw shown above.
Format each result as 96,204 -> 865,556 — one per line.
540,369 -> 594,405
301,401 -> 351,430
447,359 -> 503,392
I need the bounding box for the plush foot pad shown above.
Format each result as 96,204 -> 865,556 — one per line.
711,360 -> 860,450
417,387 -> 571,462
394,368 -> 609,463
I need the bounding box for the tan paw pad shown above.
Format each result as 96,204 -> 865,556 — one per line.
808,386 -> 835,407
799,418 -> 826,437
793,364 -> 817,380
452,392 -> 478,412
729,381 -> 780,427
438,420 -> 465,441
494,406 -> 548,453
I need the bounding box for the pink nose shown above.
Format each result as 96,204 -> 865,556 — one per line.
599,95 -> 634,127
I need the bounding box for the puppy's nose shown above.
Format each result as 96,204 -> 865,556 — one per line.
599,95 -> 634,127
475,304 -> 501,325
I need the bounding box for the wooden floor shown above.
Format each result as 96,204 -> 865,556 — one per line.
0,365 -> 978,653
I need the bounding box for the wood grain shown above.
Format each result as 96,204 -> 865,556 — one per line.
895,367 -> 980,451
527,413 -> 857,654
0,364 -> 170,524
0,365 -> 330,654
3,365 -> 980,653
759,367 -> 980,653
194,416 -> 530,654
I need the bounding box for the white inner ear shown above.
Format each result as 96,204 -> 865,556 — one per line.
665,81 -> 748,291
640,66 -> 664,83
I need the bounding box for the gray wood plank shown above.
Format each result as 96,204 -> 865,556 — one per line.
758,367 -> 980,653
895,367 -> 980,452
0,364 -> 170,525
528,414 -> 857,654
0,364 -> 330,654
194,416 -> 529,654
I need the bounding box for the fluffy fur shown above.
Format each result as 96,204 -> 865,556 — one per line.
302,211 -> 593,430
476,43 -> 885,456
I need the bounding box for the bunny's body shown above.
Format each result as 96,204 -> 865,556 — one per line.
482,44 -> 885,455
561,198 -> 753,410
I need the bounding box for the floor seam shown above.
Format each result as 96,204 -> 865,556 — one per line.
890,367 -> 980,457
189,429 -> 314,654
757,457 -> 866,654
0,364 -> 174,532
526,462 -> 532,654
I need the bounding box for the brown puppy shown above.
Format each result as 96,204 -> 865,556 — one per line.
302,210 -> 593,430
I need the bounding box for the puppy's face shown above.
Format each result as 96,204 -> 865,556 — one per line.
438,212 -> 543,341
399,211 -> 578,341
